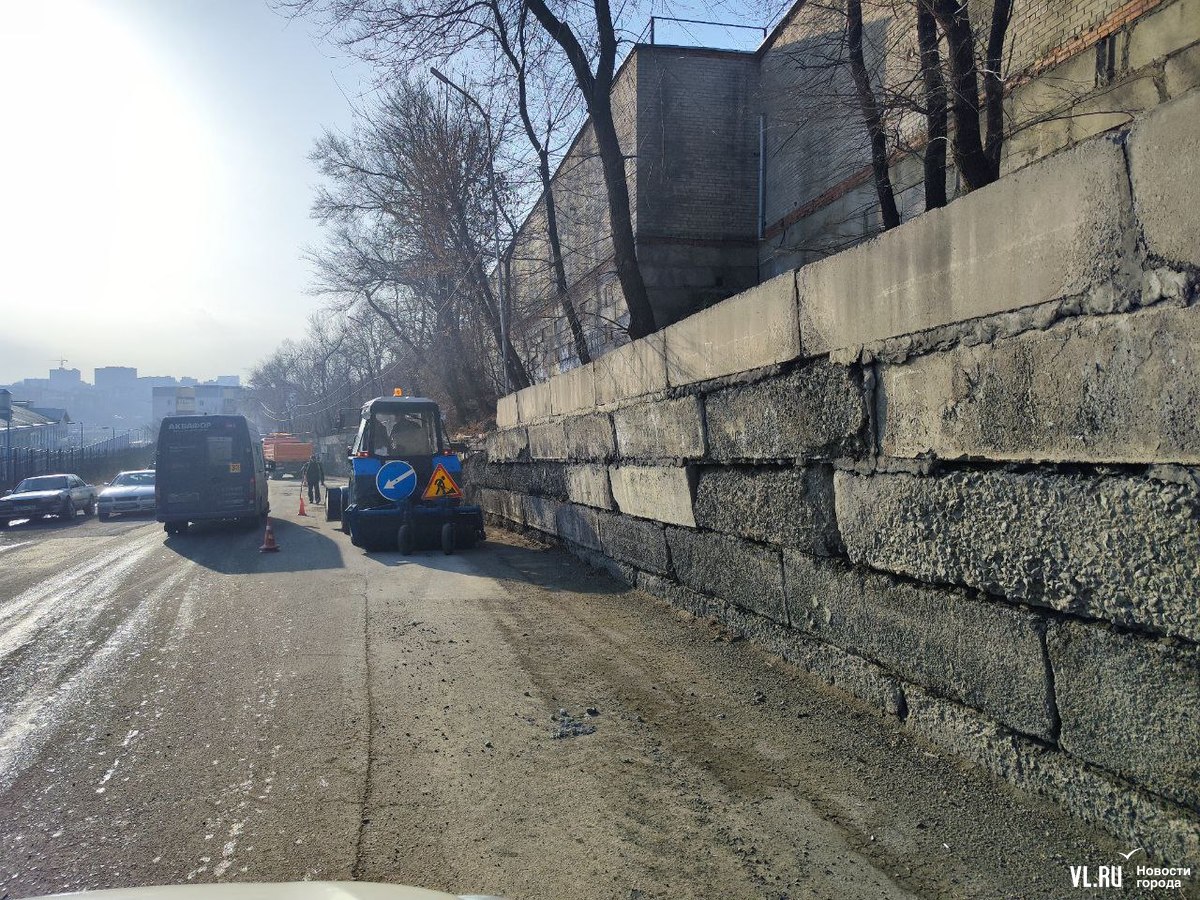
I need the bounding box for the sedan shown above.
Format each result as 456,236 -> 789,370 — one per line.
98,469 -> 156,520
0,473 -> 98,526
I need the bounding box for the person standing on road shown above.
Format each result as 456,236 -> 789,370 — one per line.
299,455 -> 325,504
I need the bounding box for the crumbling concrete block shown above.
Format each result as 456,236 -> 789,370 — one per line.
526,421 -> 567,461
477,487 -> 524,525
612,396 -> 706,461
666,527 -> 785,624
555,502 -> 602,551
565,464 -> 614,510
564,412 -> 616,462
505,462 -> 567,499
693,465 -> 840,554
599,512 -> 671,576
609,465 -> 696,526
704,361 -> 868,461
1048,621 -> 1200,811
904,688 -> 1200,866
485,427 -> 529,463
799,137 -> 1136,356
835,469 -> 1200,643
522,494 -> 561,535
878,305 -> 1200,465
1128,89 -> 1200,268
785,552 -> 1055,740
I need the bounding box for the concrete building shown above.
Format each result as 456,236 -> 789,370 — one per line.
152,383 -> 243,422
510,0 -> 1200,376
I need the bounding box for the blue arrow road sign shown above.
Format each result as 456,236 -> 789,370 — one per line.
376,460 -> 417,501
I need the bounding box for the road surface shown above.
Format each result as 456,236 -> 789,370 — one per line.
0,480 -> 1125,899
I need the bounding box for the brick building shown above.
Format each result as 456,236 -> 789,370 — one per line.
509,0 -> 1199,377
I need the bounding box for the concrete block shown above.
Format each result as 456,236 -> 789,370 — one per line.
515,381 -> 552,423
1129,90 -> 1200,267
555,502 -> 602,551
549,362 -> 597,417
477,488 -> 524,525
785,552 -> 1054,739
593,332 -> 668,406
704,361 -> 868,461
664,580 -> 728,621
1048,622 -> 1200,810
1128,0 -> 1200,72
878,305 -> 1200,465
612,396 -> 706,461
903,688 -> 1200,866
666,527 -> 785,624
504,462 -> 567,500
599,513 -> 671,576
662,271 -> 801,386
799,138 -> 1136,356
609,465 -> 696,527
835,469 -> 1200,643
565,464 -> 614,510
526,421 -> 567,461
1165,41 -> 1200,97
564,412 -> 616,462
522,494 -> 561,535
464,459 -> 509,493
485,427 -> 529,463
1065,73 -> 1163,146
716,605 -> 908,716
496,393 -> 519,429
693,465 -> 840,554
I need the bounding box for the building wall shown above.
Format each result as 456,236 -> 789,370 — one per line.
758,0 -> 1200,277
475,94 -> 1200,862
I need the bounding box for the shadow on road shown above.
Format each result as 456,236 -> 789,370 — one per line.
359,529 -> 625,597
162,516 -> 346,574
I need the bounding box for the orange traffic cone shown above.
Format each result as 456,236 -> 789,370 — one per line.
298,495 -> 308,517
259,519 -> 280,552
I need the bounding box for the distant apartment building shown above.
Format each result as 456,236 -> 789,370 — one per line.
152,383 -> 243,421
509,0 -> 1200,378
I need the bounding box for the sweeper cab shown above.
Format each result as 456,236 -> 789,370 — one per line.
327,392 -> 484,554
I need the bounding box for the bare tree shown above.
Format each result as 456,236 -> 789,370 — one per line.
846,0 -> 900,229
492,3 -> 592,363
929,0 -> 1012,191
522,0 -> 656,338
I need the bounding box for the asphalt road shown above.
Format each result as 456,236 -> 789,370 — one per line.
0,480 -> 1130,899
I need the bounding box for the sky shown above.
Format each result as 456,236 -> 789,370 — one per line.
0,0 -> 374,385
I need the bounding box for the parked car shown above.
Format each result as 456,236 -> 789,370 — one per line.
0,473 -> 97,526
98,469 -> 156,520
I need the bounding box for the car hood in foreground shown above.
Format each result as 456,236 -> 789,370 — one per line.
24,881 -> 504,900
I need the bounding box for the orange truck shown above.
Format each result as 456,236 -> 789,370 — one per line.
262,433 -> 314,479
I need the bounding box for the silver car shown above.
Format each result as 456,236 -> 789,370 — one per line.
98,469 -> 156,520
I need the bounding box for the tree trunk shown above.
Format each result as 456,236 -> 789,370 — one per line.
984,0 -> 1013,173
931,0 -> 995,191
847,0 -> 901,230
917,0 -> 948,210
525,0 -> 658,340
540,154 -> 592,363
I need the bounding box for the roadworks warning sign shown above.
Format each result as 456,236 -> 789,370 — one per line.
423,463 -> 463,500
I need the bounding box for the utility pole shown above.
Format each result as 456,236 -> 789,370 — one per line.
430,66 -> 509,395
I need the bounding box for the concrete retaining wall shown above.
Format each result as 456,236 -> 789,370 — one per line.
473,94 -> 1200,864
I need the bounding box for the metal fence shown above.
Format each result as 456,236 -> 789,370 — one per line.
1,433 -> 133,490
